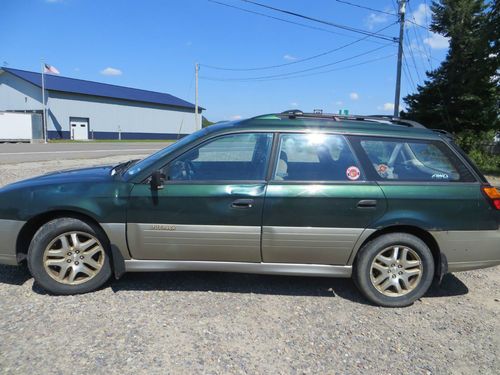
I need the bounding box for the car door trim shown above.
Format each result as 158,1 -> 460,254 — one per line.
124,259 -> 352,277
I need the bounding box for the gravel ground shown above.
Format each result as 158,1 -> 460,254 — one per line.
0,156 -> 499,375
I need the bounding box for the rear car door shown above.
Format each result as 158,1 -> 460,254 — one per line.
262,132 -> 387,265
127,132 -> 273,262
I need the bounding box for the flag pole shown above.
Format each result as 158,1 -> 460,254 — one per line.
41,60 -> 47,143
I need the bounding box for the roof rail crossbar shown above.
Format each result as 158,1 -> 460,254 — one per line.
276,111 -> 427,128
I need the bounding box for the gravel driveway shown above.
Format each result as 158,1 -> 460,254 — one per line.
0,156 -> 498,375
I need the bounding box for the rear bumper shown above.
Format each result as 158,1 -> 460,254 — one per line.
431,229 -> 500,272
0,219 -> 25,266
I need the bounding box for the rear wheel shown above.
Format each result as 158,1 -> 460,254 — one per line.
27,218 -> 112,295
354,233 -> 434,307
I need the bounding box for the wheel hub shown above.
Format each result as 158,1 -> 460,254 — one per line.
43,231 -> 105,285
369,245 -> 423,297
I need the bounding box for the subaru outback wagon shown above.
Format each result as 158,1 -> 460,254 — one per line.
0,111 -> 499,307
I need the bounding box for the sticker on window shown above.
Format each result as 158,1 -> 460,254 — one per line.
432,173 -> 449,180
346,166 -> 361,181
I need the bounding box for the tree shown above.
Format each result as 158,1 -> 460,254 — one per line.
403,0 -> 499,133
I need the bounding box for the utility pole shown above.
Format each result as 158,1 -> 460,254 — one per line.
393,0 -> 406,118
195,63 -> 200,130
40,60 -> 48,143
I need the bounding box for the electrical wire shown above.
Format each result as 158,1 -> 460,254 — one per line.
207,0 -> 385,42
200,53 -> 396,82
200,22 -> 398,71
335,0 -> 396,16
238,0 -> 396,42
404,29 -> 423,83
200,44 -> 394,81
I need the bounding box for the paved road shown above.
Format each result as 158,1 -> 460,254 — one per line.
0,142 -> 171,163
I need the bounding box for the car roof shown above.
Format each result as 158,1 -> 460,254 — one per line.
204,113 -> 445,141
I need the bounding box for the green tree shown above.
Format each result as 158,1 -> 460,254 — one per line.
403,0 -> 499,133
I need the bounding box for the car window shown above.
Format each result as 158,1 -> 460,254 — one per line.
165,133 -> 273,181
359,138 -> 475,182
273,133 -> 363,181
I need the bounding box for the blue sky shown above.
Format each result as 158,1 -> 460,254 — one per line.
0,0 -> 449,121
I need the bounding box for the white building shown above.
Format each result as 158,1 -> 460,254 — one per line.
0,67 -> 202,140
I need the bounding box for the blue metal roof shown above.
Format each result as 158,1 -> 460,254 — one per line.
1,67 -> 199,110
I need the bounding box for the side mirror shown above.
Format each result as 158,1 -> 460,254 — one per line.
150,170 -> 165,191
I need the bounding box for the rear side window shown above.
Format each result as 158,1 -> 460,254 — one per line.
357,137 -> 475,182
273,133 -> 363,181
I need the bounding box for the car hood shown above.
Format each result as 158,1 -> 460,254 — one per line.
1,165 -> 115,191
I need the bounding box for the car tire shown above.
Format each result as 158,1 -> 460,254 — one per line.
27,217 -> 112,295
353,233 -> 434,307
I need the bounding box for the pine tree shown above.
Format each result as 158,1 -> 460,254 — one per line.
403,0 -> 499,133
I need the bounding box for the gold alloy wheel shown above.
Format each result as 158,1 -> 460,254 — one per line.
370,245 -> 423,297
43,231 -> 105,285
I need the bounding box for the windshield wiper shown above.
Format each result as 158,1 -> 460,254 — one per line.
111,159 -> 140,176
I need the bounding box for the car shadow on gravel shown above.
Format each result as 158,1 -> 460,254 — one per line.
0,264 -> 31,286
109,271 -> 469,305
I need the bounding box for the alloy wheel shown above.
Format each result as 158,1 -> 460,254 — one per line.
369,245 -> 423,297
43,231 -> 105,285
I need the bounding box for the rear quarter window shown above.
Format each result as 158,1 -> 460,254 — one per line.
353,137 -> 476,182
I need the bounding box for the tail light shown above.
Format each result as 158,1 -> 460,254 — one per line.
482,186 -> 500,210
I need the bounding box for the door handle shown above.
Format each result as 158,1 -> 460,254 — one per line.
231,199 -> 254,209
357,200 -> 377,208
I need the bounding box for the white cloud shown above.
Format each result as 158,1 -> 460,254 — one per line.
349,92 -> 359,100
290,102 -> 299,107
335,101 -> 343,106
100,67 -> 122,76
230,115 -> 242,120
365,13 -> 389,30
377,102 -> 395,112
424,33 -> 450,49
408,3 -> 431,27
283,54 -> 298,61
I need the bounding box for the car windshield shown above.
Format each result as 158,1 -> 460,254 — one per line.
125,128 -> 209,178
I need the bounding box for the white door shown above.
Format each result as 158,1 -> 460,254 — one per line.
70,119 -> 88,140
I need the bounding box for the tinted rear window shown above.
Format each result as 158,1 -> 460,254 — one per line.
355,137 -> 476,182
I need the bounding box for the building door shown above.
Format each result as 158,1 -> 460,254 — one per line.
70,118 -> 89,140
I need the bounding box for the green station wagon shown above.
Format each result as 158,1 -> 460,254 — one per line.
1,111 -> 499,307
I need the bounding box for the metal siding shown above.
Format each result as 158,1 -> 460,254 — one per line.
0,71 -> 42,111
46,91 -> 198,137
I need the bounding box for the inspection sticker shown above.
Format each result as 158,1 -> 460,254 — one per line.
346,166 -> 361,181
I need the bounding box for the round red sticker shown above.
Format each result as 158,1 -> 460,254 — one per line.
346,166 -> 361,180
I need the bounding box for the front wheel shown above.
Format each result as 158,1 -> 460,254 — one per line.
27,218 -> 112,295
354,233 -> 435,307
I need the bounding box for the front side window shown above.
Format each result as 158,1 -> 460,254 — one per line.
273,133 -> 363,181
165,133 -> 273,181
358,137 -> 475,182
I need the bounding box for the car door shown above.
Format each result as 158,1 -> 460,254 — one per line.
262,132 -> 387,265
126,132 -> 273,262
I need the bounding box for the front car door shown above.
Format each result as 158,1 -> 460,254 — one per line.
262,132 -> 387,265
126,132 -> 273,262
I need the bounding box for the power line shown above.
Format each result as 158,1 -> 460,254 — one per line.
201,21 -> 398,71
207,0 -> 385,42
402,52 -> 417,91
335,0 -> 396,16
238,0 -> 396,42
404,29 -> 422,83
201,53 -> 396,82
200,44 -> 393,81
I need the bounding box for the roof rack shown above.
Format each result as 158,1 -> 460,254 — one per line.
277,110 -> 427,129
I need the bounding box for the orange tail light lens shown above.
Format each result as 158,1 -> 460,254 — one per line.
482,186 -> 500,210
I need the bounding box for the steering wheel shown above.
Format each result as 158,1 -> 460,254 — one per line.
169,160 -> 195,180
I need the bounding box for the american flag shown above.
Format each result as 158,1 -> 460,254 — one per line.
44,63 -> 60,75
